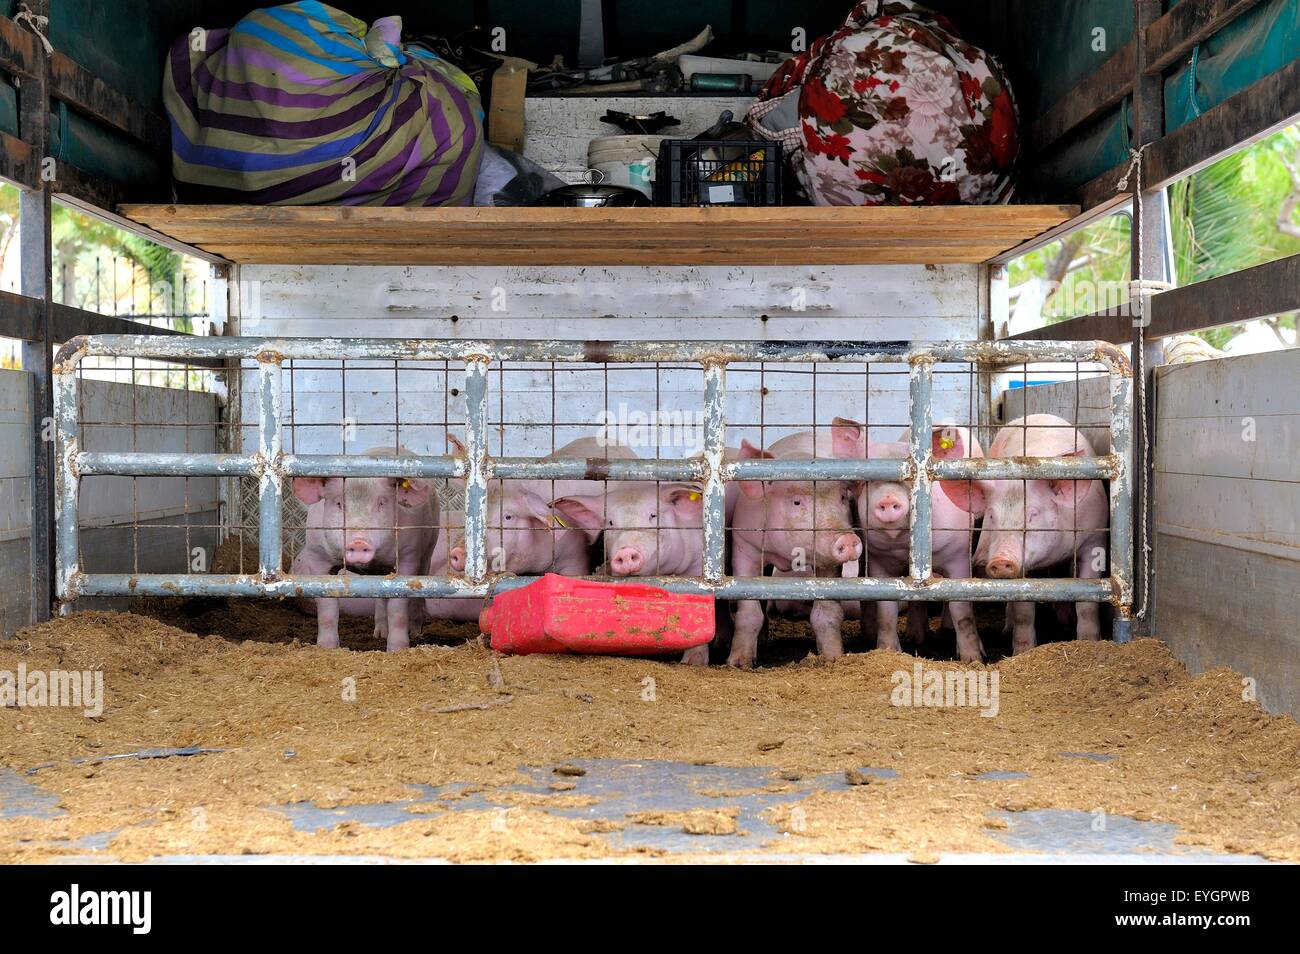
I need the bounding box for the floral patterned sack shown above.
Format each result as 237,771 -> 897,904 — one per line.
747,0 -> 1018,206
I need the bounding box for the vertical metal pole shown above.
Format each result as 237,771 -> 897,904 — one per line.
1130,0 -> 1165,636
701,362 -> 727,583
19,0 -> 53,623
908,358 -> 934,581
257,357 -> 283,579
53,363 -> 80,609
1109,371 -> 1134,642
463,357 -> 490,582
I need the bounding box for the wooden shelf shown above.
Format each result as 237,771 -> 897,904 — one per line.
117,204 -> 1079,267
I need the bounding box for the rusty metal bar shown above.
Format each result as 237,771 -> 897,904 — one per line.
55,334 -> 1130,373
908,359 -> 933,581
462,357 -> 490,584
701,363 -> 727,584
66,572 -> 1115,603
256,357 -> 283,579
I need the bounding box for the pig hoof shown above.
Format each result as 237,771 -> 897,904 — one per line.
726,652 -> 755,670
317,636 -> 340,650
386,635 -> 410,653
681,645 -> 710,666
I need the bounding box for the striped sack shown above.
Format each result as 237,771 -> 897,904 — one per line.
164,2 -> 484,206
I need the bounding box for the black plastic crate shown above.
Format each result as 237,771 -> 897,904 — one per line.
654,139 -> 782,207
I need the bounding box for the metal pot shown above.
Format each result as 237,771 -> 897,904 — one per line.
532,171 -> 651,207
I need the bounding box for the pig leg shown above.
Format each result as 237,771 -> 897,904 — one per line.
385,598 -> 412,652
945,554 -> 983,663
727,544 -> 765,669
373,600 -> 389,641
1009,601 -> 1037,655
315,598 -> 341,650
809,599 -> 845,661
950,601 -> 983,662
1075,560 -> 1102,642
868,557 -> 902,652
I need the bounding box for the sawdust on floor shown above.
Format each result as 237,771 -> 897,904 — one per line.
0,606 -> 1297,863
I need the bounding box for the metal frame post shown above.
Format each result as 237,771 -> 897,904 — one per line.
701,362 -> 727,583
19,0 -> 53,624
462,357 -> 490,583
907,357 -> 934,581
1130,0 -> 1166,636
256,356 -> 283,578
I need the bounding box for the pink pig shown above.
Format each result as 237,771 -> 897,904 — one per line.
425,437 -> 637,622
727,431 -> 864,669
551,472 -> 741,666
949,414 -> 1110,654
289,446 -> 437,652
831,419 -> 986,662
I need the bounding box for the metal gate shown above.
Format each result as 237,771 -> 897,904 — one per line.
52,335 -> 1134,639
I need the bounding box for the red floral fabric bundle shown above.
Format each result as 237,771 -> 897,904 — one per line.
748,0 -> 1018,205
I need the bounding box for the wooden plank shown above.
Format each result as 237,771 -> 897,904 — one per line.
1156,533 -> 1300,718
1028,42 -> 1135,155
0,14 -> 39,79
1149,253 -> 1300,335
115,204 -> 1079,267
0,129 -> 39,189
48,50 -> 170,150
1145,0 -> 1263,75
1079,58 -> 1300,210
1157,349 -> 1300,418
0,289 -> 42,341
1005,307 -> 1131,344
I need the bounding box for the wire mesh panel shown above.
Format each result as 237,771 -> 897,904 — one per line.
52,336 -> 1133,640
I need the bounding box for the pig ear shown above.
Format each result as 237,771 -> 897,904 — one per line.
940,479 -> 988,516
550,495 -> 605,531
831,417 -> 865,459
395,477 -> 431,509
517,489 -> 553,529
738,440 -> 771,499
446,433 -> 467,456
292,477 -> 327,504
1048,478 -> 1098,509
664,483 -> 705,516
932,426 -> 966,460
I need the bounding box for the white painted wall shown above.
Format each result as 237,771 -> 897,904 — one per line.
237,263 -> 987,459
1153,350 -> 1300,717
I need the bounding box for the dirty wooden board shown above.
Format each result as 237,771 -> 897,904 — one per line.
116,205 -> 1080,266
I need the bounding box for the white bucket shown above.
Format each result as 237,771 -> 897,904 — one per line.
587,135 -> 665,200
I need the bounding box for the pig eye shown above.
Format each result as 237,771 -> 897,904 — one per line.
648,513 -> 657,522
503,514 -> 513,522
607,519 -> 614,527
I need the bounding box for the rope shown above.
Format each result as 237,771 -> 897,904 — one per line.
15,3 -> 53,55
1120,142 -> 1154,624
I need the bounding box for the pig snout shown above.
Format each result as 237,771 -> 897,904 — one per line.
985,548 -> 1022,579
986,557 -> 1021,578
344,537 -> 375,566
609,546 -> 643,576
448,545 -> 466,573
873,492 -> 908,525
832,532 -> 862,564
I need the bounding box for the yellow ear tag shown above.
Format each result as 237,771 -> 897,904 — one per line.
398,478 -> 412,489
939,437 -> 955,450
689,492 -> 702,501
551,514 -> 567,528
